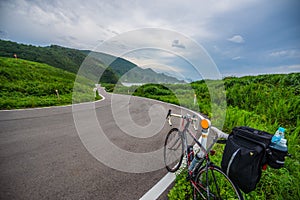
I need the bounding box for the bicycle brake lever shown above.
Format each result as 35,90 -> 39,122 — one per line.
166,109 -> 171,119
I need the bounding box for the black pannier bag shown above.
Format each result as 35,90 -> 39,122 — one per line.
221,126 -> 273,193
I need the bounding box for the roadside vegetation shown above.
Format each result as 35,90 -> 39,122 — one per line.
0,57 -> 98,109
111,73 -> 300,199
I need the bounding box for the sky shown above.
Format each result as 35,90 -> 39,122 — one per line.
0,0 -> 300,80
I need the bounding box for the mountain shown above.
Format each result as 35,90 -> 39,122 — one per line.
0,39 -> 183,84
119,67 -> 182,83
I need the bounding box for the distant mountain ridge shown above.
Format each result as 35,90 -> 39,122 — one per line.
0,39 -> 183,84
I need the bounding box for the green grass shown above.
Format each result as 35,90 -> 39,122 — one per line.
110,73 -> 300,200
0,57 -> 97,109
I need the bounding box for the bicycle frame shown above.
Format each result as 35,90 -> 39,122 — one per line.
165,109 -> 242,200
177,115 -> 209,164
167,109 -> 228,199
177,118 -> 221,199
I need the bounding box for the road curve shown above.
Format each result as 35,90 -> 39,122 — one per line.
0,88 -> 190,200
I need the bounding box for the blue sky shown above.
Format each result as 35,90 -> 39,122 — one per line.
0,0 -> 299,80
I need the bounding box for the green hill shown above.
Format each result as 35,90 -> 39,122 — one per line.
0,57 -> 96,109
0,39 -> 183,84
0,40 -> 86,74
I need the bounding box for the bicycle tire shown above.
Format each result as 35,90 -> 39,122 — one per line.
193,165 -> 243,200
164,128 -> 184,172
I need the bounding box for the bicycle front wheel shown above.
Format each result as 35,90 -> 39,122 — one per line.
164,128 -> 184,172
193,165 -> 243,200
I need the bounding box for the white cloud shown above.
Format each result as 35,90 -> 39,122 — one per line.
222,64 -> 300,77
140,63 -> 185,74
265,64 -> 300,74
269,50 -> 288,57
232,56 -> 241,60
0,0 -> 257,49
228,35 -> 245,43
123,50 -> 177,68
269,50 -> 300,58
284,64 -> 300,71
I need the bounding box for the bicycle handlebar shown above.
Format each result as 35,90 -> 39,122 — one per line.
166,109 -> 198,128
166,109 -> 229,140
211,126 -> 229,140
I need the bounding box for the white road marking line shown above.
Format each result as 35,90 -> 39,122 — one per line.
139,172 -> 176,200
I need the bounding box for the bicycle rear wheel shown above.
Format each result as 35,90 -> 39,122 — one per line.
193,165 -> 243,200
164,128 -> 184,172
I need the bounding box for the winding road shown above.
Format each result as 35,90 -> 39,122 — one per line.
0,88 -> 190,200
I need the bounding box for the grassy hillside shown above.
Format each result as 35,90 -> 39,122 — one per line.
112,73 -> 300,199
0,40 -> 87,74
0,57 -> 96,109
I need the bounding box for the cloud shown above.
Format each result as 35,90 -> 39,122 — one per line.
1,0 -> 299,77
172,40 -> 185,49
267,64 -> 300,74
232,56 -> 241,60
286,64 -> 300,70
269,50 -> 300,58
222,64 -> 300,77
0,0 -> 257,49
269,50 -> 289,57
228,35 -> 245,43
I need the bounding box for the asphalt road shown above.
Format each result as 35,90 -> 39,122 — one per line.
0,88 -> 187,200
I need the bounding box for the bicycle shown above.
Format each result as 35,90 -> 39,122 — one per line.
164,109 -> 243,200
